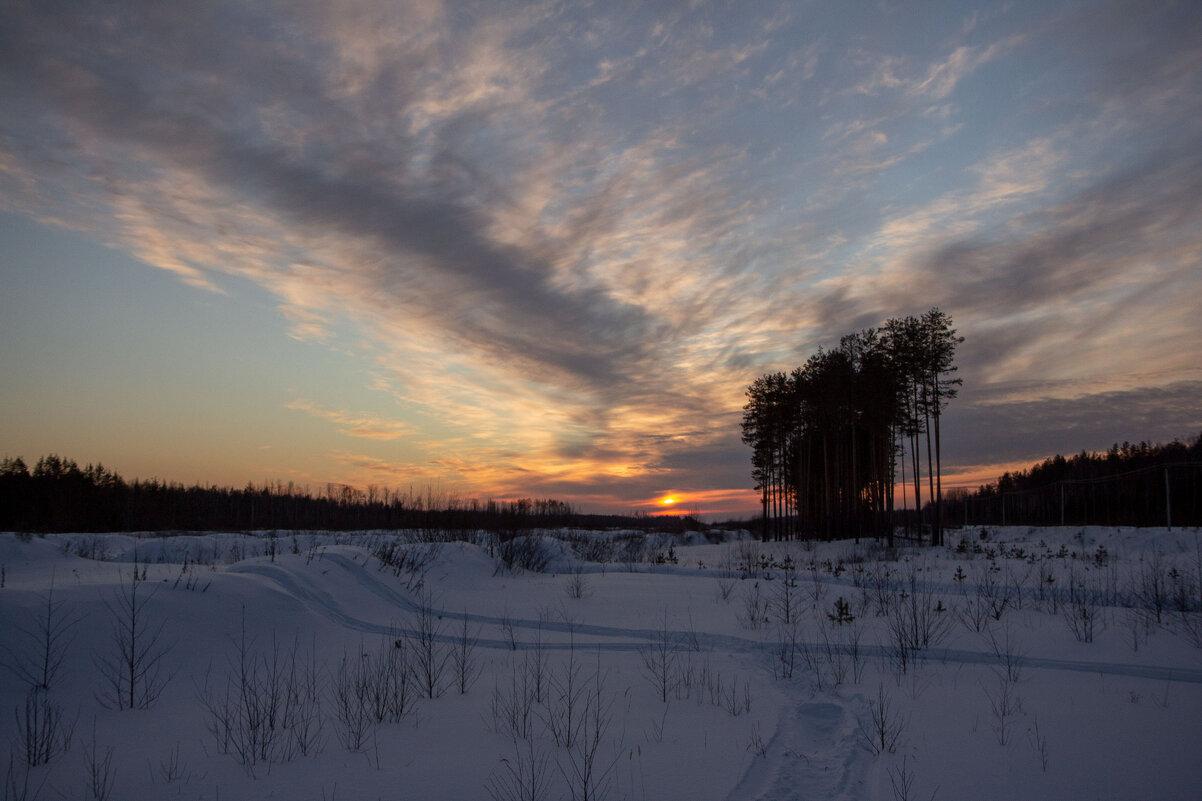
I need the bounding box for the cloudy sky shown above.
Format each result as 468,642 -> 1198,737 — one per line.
2,0 -> 1200,516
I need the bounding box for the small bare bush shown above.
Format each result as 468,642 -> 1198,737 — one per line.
94,571 -> 174,710
1028,715 -> 1049,772
884,571 -> 951,675
452,611 -> 481,694
83,720 -> 116,801
565,564 -> 589,600
986,621 -> 1026,684
13,688 -> 76,767
200,622 -> 327,769
739,582 -> 768,630
983,671 -> 1022,746
495,537 -> 550,574
331,649 -> 374,752
485,737 -> 553,801
2,574 -> 83,692
489,656 -> 539,742
1063,573 -> 1105,644
411,591 -> 450,698
556,659 -> 621,801
858,682 -> 905,756
638,611 -> 681,702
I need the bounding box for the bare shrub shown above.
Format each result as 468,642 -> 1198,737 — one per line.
411,591 -> 449,698
739,582 -> 768,630
1132,551 -> 1168,624
365,636 -> 415,725
1063,571 -> 1105,643
1027,715 -> 1049,772
884,571 -> 951,675
770,621 -> 800,681
541,646 -> 584,748
982,671 -> 1022,746
1035,560 -> 1058,613
495,538 -> 550,574
734,541 -> 761,579
82,720 -> 116,801
638,611 -> 680,702
4,751 -> 47,801
715,548 -> 738,602
371,540 -> 439,591
721,674 -> 753,717
1172,535 -> 1202,647
331,649 -> 374,752
556,657 -> 621,801
863,561 -> 895,617
2,574 -> 83,692
500,608 -> 520,651
858,682 -> 905,756
153,741 -> 191,788
806,561 -> 827,606
452,611 -> 481,694
887,754 -> 935,801
565,564 -> 589,600
815,614 -> 861,688
974,563 -> 1014,622
985,621 -> 1026,684
618,534 -> 646,571
485,737 -> 553,801
94,571 -> 174,710
13,688 -> 76,767
489,656 -> 539,742
199,621 -> 327,769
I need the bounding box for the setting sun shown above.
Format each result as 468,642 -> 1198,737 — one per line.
661,496 -> 676,505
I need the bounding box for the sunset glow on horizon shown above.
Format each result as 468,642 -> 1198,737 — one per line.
2,1 -> 1200,517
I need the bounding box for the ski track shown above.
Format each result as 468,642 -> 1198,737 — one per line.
228,553 -> 1202,684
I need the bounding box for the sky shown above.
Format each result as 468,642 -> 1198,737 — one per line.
2,0 -> 1200,517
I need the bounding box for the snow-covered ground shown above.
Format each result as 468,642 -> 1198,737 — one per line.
2,525 -> 1200,800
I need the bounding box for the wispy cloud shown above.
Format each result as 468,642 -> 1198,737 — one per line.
1,0 -> 1200,510
286,400 -> 411,441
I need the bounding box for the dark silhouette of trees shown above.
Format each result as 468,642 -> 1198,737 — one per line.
950,434 -> 1202,528
0,456 -> 707,535
0,455 -> 588,534
741,372 -> 795,540
741,308 -> 961,544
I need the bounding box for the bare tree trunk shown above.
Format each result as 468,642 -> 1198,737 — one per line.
934,407 -> 944,547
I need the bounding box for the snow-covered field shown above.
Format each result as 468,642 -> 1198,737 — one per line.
2,525 -> 1200,801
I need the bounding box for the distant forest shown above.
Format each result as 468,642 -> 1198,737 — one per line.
944,433 -> 1202,529
0,455 -> 697,534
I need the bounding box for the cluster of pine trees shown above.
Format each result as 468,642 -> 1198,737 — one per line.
949,434 -> 1202,528
741,308 -> 961,545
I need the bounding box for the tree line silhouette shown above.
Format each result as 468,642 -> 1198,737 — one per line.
944,434 -> 1202,528
741,308 -> 962,546
0,454 -> 693,534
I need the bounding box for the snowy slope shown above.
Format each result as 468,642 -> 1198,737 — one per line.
1,526 -> 1200,800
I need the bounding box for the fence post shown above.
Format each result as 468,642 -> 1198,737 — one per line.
1165,467 -> 1172,531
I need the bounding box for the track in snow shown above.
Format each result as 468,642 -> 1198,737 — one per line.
230,552 -> 1202,684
